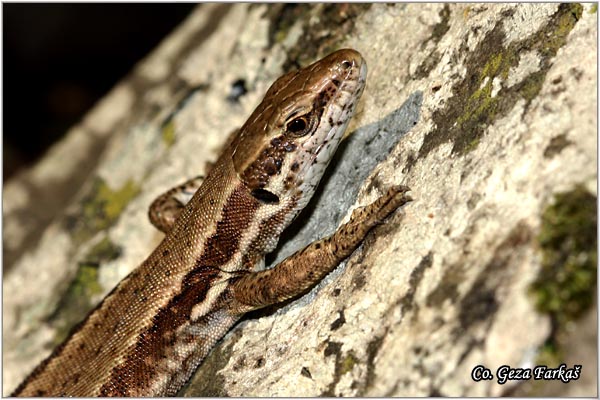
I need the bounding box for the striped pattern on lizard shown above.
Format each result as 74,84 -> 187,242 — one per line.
13,49 -> 412,397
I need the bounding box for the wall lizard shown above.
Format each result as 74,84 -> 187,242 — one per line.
13,49 -> 412,396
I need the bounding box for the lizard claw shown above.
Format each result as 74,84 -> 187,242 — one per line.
373,185 -> 413,222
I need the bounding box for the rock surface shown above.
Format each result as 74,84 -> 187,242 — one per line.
3,3 -> 596,396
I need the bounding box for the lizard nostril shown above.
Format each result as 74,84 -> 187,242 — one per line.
341,60 -> 353,70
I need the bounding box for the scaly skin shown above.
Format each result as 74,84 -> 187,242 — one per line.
13,49 -> 412,397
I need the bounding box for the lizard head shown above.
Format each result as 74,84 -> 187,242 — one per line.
232,48 -> 367,211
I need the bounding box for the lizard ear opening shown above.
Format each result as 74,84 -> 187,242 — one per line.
251,188 -> 280,204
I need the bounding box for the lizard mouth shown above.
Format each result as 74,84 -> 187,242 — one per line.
315,54 -> 366,157
296,52 -> 367,194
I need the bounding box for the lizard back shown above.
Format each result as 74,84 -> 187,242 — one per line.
13,49 -> 369,397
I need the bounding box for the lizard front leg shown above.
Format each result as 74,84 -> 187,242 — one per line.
229,185 -> 412,313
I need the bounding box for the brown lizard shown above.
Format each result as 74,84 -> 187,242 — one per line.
13,49 -> 412,396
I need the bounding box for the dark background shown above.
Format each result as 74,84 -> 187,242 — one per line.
3,3 -> 195,180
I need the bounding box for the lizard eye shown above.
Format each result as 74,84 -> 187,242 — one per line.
286,116 -> 311,137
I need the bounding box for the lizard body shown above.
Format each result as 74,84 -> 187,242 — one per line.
13,49 -> 412,397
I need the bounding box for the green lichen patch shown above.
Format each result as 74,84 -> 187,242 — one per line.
536,341 -> 563,368
85,236 -> 123,264
158,83 -> 208,148
530,185 -> 596,325
161,118 -> 176,147
589,4 -> 597,14
47,237 -> 122,346
47,262 -> 104,346
86,178 -> 139,226
265,4 -> 372,72
417,4 -> 583,162
527,185 -> 596,375
72,177 -> 141,242
321,340 -> 349,396
340,352 -> 359,375
523,3 -> 582,59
